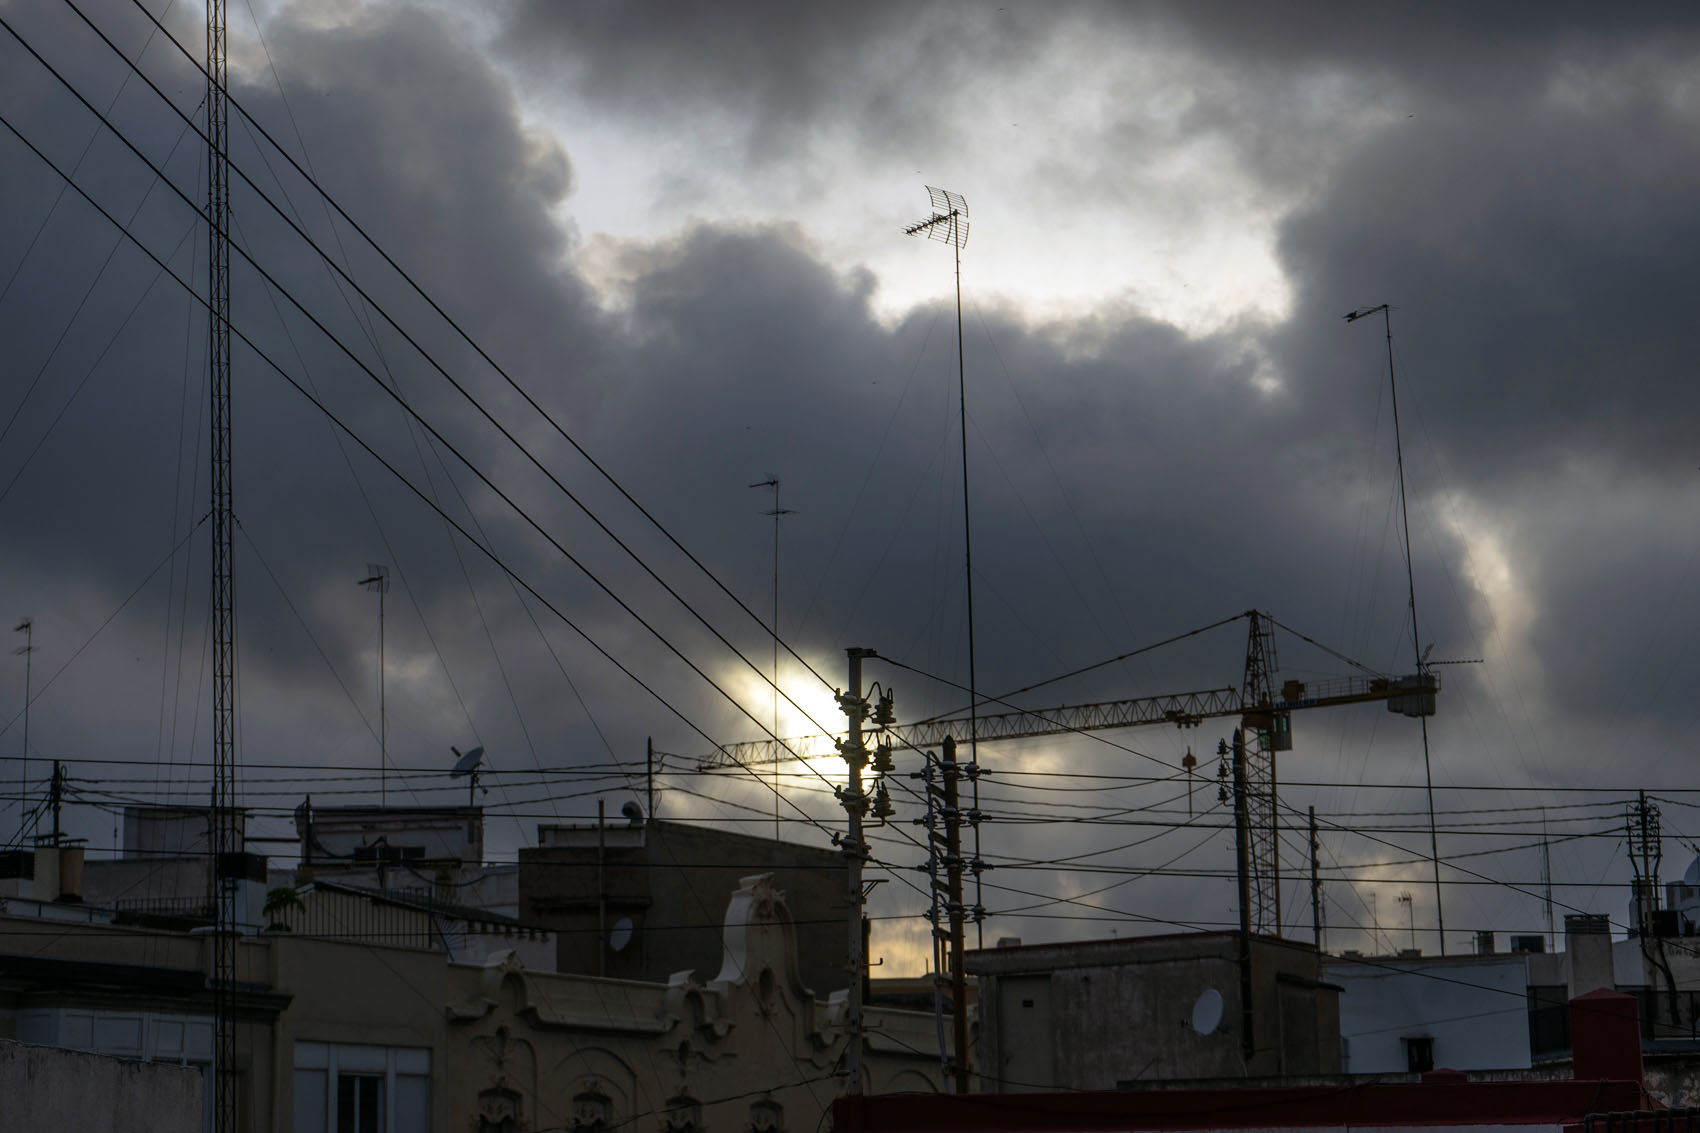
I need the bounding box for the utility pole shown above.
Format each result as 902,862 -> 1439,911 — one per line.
1626,790 -> 1680,1027
837,648 -> 875,1096
12,619 -> 31,840
920,750 -> 951,1086
925,736 -> 970,1093
646,736 -> 655,821
49,761 -> 63,843
1627,791 -> 1663,938
597,798 -> 606,978
1309,806 -> 1324,952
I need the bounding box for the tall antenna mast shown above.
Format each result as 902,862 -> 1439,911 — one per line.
357,565 -> 391,803
12,619 -> 31,840
1346,303 -> 1446,955
206,0 -> 239,1128
748,478 -> 793,841
905,186 -> 985,944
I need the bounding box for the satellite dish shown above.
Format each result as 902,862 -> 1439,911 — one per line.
450,746 -> 485,777
609,917 -> 634,953
1190,988 -> 1225,1036
621,801 -> 644,826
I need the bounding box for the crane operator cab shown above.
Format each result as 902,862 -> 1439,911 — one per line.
1388,672 -> 1440,717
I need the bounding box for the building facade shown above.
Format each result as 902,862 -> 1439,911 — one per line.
519,818 -> 848,993
0,871 -> 942,1132
968,932 -> 1340,1090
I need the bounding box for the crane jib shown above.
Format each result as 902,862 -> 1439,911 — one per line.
697,671 -> 1439,770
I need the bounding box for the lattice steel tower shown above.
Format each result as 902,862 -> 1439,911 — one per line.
1239,611 -> 1284,934
206,0 -> 239,1130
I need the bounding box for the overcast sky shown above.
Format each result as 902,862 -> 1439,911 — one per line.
3,0 -> 1700,970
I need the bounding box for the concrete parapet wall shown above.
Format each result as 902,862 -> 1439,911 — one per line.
0,1036 -> 202,1131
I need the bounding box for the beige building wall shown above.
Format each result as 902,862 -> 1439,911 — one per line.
2,873 -> 940,1132
520,820 -> 848,993
970,932 -> 1340,1090
447,875 -> 944,1132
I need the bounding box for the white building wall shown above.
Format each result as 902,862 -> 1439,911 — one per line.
1327,955 -> 1531,1072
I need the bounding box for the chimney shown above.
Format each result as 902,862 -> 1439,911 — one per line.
55,845 -> 84,902
1570,989 -> 1643,1084
1565,914 -> 1613,998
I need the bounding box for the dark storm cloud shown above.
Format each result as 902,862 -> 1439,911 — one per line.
1230,10 -> 1700,735
0,0 -> 1495,794
1276,97 -> 1700,474
1156,1 -> 1700,94
0,0 -> 617,779
7,0 -> 1697,953
495,0 -> 1068,161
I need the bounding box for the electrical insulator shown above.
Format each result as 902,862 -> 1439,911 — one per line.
871,739 -> 895,775
873,689 -> 896,727
871,782 -> 894,821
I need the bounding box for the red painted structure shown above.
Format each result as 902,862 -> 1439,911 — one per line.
833,991 -> 1659,1133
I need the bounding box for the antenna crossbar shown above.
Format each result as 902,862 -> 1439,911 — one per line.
904,186 -> 970,248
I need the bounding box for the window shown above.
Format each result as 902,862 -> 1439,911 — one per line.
1527,984 -> 1571,1056
295,1042 -> 429,1133
1403,1036 -> 1434,1073
338,1073 -> 385,1133
20,1009 -> 214,1133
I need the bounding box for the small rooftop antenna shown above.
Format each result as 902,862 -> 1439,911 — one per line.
356,565 -> 391,804
905,186 -> 985,950
449,744 -> 486,808
749,477 -> 795,843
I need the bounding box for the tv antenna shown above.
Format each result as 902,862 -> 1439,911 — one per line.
449,745 -> 486,807
1345,303 -> 1446,953
357,565 -> 391,803
905,186 -> 984,947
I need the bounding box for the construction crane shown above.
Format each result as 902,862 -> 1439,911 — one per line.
697,611 -> 1437,935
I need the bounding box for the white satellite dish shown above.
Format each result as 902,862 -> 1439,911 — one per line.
1190,988 -> 1225,1036
609,917 -> 634,953
449,746 -> 485,777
